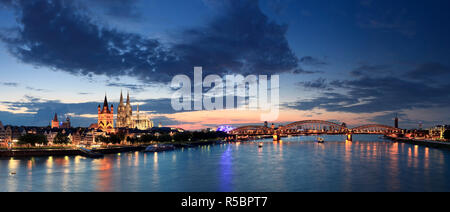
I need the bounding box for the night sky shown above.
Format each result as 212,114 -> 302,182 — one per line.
0,0 -> 449,129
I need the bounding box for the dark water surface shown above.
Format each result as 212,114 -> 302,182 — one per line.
1,135 -> 450,192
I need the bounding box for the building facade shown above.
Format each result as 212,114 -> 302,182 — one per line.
132,105 -> 154,130
51,113 -> 59,128
61,117 -> 71,128
116,91 -> 133,128
98,95 -> 114,133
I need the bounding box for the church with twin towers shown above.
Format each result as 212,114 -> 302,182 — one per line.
98,91 -> 154,133
116,91 -> 133,128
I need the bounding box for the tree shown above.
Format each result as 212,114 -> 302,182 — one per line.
127,136 -> 139,144
444,130 -> 450,140
156,134 -> 172,142
173,132 -> 192,142
53,133 -> 70,145
96,135 -> 108,143
109,134 -> 122,144
139,134 -> 155,143
18,134 -> 48,146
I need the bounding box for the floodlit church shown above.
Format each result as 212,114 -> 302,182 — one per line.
116,91 -> 154,130
116,91 -> 133,128
96,92 -> 154,132
97,95 -> 114,133
132,105 -> 154,130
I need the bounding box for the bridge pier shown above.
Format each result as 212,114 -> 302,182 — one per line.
273,132 -> 281,141
347,133 -> 353,142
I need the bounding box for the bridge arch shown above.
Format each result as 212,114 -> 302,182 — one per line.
229,125 -> 274,135
351,124 -> 401,134
279,120 -> 348,133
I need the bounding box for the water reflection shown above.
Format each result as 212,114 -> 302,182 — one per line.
2,135 -> 450,192
220,146 -> 233,191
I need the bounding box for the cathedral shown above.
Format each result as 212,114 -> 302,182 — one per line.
116,91 -> 133,128
132,105 -> 154,130
98,95 -> 114,133
96,92 -> 153,132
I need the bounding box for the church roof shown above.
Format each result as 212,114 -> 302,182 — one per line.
101,95 -> 112,113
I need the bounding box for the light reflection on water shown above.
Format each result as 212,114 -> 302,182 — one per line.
1,134 -> 450,192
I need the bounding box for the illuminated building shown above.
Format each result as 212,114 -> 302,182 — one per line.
116,91 -> 133,128
0,121 -> 5,146
51,113 -> 59,128
217,125 -> 234,133
61,117 -> 71,128
132,105 -> 154,130
97,95 -> 114,133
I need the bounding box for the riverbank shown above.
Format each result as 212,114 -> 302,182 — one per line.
0,139 -> 224,158
386,136 -> 450,149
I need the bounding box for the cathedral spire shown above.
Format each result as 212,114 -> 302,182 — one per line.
103,95 -> 108,108
126,91 -> 130,105
53,113 -> 58,122
119,90 -> 124,105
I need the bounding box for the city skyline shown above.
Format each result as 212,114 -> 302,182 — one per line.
1,0 -> 450,129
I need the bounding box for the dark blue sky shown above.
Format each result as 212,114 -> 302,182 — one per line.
0,0 -> 449,129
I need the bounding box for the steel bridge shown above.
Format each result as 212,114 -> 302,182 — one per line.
229,120 -> 402,136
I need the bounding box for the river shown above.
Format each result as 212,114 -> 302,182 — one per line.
1,135 -> 450,191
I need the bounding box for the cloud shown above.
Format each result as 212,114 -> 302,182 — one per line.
0,0 -> 301,84
356,4 -> 416,37
296,78 -> 333,91
105,82 -> 147,92
299,56 -> 328,66
285,63 -> 450,114
292,67 -> 323,74
87,0 -> 141,20
0,93 -> 182,126
25,86 -> 50,92
350,64 -> 391,76
406,62 -> 450,82
1,82 -> 19,87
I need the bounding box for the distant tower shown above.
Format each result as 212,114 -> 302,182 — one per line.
61,116 -> 71,128
395,114 -> 399,128
125,91 -> 133,127
51,113 -> 59,128
117,91 -> 126,128
98,95 -> 114,133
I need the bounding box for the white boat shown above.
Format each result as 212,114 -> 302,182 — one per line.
317,137 -> 324,143
258,142 -> 264,148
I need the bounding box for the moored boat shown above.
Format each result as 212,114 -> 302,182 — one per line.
317,137 -> 325,143
79,147 -> 104,158
144,144 -> 175,152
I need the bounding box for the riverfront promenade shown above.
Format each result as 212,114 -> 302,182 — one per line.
386,136 -> 450,149
0,140 -> 222,158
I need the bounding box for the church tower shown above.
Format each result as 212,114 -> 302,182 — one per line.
116,91 -> 127,128
116,91 -> 133,128
98,95 -> 114,133
395,114 -> 399,129
51,113 -> 59,128
125,91 -> 133,127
